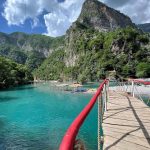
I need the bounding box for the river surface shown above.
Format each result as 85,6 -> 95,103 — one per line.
0,83 -> 98,150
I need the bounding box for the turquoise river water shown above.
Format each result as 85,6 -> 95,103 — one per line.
0,83 -> 98,150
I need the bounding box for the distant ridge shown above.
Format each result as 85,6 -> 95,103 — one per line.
0,32 -> 65,70
137,23 -> 150,32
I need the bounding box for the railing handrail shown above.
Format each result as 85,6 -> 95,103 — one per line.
129,79 -> 150,85
113,79 -> 150,105
59,79 -> 108,150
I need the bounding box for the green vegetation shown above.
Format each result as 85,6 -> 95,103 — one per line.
1,0 -> 150,87
136,62 -> 150,78
1,28 -> 149,84
34,50 -> 65,80
0,32 -> 65,71
0,56 -> 33,89
25,51 -> 45,71
69,27 -> 150,81
0,44 -> 27,64
0,32 -> 65,88
35,27 -> 150,82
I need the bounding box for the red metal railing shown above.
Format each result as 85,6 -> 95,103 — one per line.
113,79 -> 150,105
132,79 -> 150,85
59,79 -> 108,150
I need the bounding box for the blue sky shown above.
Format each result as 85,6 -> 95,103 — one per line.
0,0 -> 46,34
0,0 -> 150,37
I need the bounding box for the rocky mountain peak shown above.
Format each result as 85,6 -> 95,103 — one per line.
75,0 -> 136,32
84,0 -> 106,7
64,0 -> 138,67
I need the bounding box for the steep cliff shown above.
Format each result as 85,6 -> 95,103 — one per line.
65,0 -> 137,66
35,0 -> 150,81
77,0 -> 136,31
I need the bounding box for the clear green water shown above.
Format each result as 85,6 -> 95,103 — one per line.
0,83 -> 98,150
142,96 -> 150,107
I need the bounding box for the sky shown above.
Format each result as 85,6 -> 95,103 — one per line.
0,0 -> 150,37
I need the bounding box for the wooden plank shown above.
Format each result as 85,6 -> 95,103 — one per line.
103,91 -> 150,150
104,136 -> 150,150
103,125 -> 150,138
104,130 -> 150,148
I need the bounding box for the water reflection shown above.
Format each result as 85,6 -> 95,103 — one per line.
0,86 -> 35,92
0,96 -> 19,103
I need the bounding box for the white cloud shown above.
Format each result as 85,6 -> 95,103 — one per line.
43,0 -> 85,37
2,0 -> 85,37
2,0 -> 42,25
101,0 -> 150,24
44,11 -> 70,37
2,0 -> 150,37
31,18 -> 39,29
118,0 -> 150,24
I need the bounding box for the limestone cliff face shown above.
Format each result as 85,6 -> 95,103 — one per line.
65,28 -> 81,67
65,0 -> 137,66
78,0 -> 136,31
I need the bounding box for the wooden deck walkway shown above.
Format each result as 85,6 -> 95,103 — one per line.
103,90 -> 150,150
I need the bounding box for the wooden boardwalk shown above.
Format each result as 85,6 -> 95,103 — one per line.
103,90 -> 150,150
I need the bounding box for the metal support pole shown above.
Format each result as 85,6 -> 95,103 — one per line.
104,84 -> 107,111
101,93 -> 104,119
101,92 -> 104,115
107,80 -> 109,102
131,81 -> 135,97
123,82 -> 126,92
98,96 -> 100,150
98,95 -> 103,150
107,80 -> 110,92
121,82 -> 123,91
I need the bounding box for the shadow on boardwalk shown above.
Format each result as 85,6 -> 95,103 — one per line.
104,93 -> 150,150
